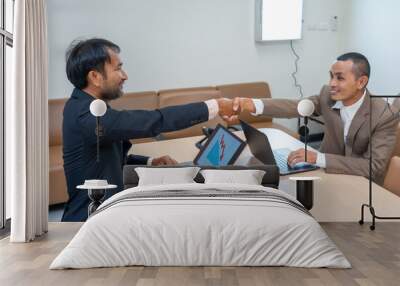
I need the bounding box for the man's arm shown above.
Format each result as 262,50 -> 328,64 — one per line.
78,99 -> 234,143
231,94 -> 323,119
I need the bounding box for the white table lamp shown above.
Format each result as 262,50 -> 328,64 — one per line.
297,99 -> 315,162
89,99 -> 107,162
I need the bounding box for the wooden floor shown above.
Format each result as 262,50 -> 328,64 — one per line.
1,222 -> 399,286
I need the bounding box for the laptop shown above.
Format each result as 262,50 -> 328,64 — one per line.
180,124 -> 246,166
240,120 -> 318,175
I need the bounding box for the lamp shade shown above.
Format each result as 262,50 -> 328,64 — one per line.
90,99 -> 107,117
297,99 -> 315,117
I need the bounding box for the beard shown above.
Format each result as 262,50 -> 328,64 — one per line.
100,86 -> 123,101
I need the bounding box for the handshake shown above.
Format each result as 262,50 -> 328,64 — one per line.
216,97 -> 256,123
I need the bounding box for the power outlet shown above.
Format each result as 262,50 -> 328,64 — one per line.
330,16 -> 338,31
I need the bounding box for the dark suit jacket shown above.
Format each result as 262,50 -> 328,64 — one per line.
261,85 -> 399,184
62,88 -> 209,221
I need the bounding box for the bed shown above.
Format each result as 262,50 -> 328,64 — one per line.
50,165 -> 350,269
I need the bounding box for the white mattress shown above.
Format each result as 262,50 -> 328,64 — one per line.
50,183 -> 350,269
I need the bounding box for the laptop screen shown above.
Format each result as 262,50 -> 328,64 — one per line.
239,119 -> 318,175
194,124 -> 245,166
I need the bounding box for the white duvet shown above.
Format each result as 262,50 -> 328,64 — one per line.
50,183 -> 350,269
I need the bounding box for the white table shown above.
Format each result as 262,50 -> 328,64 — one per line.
77,183 -> 117,216
132,128 -> 400,222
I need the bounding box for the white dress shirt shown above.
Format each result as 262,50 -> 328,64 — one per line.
331,91 -> 366,143
251,91 -> 367,168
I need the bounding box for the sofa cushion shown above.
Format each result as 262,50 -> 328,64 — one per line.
49,98 -> 67,146
49,165 -> 69,205
49,145 -> 68,205
109,91 -> 158,111
48,99 -> 68,205
49,145 -> 63,167
384,156 -> 400,197
392,123 -> 400,157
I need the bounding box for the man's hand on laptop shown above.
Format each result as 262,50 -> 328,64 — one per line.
151,155 -> 178,166
287,149 -> 317,167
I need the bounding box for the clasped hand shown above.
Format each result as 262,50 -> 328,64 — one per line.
217,97 -> 256,123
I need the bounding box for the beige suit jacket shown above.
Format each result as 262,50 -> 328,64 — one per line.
261,85 -> 399,184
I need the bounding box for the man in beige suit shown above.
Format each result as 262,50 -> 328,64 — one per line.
230,53 -> 399,184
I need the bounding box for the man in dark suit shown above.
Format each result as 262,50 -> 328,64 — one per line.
62,38 -> 235,221
230,53 -> 399,184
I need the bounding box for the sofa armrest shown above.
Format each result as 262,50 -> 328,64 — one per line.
384,156 -> 400,197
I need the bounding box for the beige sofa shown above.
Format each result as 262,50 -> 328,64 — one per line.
49,99 -> 69,205
383,123 -> 400,196
48,81 -> 299,205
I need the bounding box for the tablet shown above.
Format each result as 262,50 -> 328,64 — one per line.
193,124 -> 246,166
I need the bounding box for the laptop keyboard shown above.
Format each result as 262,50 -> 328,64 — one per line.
273,149 -> 291,172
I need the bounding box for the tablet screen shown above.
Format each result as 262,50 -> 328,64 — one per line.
194,125 -> 245,166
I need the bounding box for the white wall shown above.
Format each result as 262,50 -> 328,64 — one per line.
345,0 -> 400,95
47,0 -> 349,130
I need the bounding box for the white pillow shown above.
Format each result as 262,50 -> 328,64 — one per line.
136,167 -> 200,186
200,169 -> 266,185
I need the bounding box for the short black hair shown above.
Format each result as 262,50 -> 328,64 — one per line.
337,52 -> 371,79
65,38 -> 120,89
